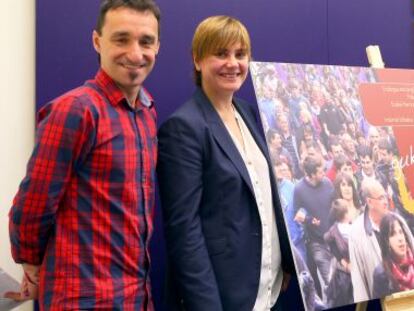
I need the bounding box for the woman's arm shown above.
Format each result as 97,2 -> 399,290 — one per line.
157,115 -> 223,311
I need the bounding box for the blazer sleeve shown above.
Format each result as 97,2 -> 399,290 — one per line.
157,115 -> 223,311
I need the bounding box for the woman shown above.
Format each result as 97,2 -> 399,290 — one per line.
157,16 -> 294,311
373,213 -> 414,298
324,199 -> 353,308
333,173 -> 362,222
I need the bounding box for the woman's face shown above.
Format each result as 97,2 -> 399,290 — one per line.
304,130 -> 313,142
195,42 -> 249,97
340,180 -> 353,201
389,221 -> 407,261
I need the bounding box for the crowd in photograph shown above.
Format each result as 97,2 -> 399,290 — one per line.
250,63 -> 414,310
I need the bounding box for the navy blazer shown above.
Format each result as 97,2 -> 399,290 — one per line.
157,88 -> 294,311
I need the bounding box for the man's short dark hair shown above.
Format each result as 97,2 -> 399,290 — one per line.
377,138 -> 393,154
328,136 -> 341,152
266,129 -> 279,143
302,155 -> 322,177
96,0 -> 161,37
333,154 -> 351,170
357,144 -> 373,160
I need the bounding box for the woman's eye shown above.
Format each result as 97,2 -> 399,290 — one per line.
216,50 -> 227,58
236,51 -> 247,59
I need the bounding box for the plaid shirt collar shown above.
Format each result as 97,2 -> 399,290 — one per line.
95,69 -> 154,109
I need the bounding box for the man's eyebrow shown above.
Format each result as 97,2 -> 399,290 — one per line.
110,31 -> 130,38
140,34 -> 156,42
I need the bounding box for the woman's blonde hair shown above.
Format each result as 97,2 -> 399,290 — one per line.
192,15 -> 251,86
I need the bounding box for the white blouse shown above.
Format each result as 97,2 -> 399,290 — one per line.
225,107 -> 283,310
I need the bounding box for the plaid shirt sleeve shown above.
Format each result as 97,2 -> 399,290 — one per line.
9,95 -> 96,264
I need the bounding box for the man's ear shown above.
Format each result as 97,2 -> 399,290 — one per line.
92,30 -> 101,54
154,41 -> 160,55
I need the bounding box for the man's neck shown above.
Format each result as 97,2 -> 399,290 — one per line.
369,211 -> 382,229
305,176 -> 318,186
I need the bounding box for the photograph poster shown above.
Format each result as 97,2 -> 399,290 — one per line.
250,62 -> 414,310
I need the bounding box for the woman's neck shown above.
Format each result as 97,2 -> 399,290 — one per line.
202,85 -> 234,114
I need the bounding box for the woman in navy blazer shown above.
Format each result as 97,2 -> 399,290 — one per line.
157,16 -> 294,311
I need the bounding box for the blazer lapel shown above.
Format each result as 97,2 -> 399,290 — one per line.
233,100 -> 268,158
194,89 -> 254,194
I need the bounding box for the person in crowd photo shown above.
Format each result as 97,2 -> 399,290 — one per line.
157,15 -> 294,311
333,173 -> 362,222
324,199 -> 354,307
349,179 -> 391,302
277,112 -> 302,179
274,158 -> 306,262
266,128 -> 293,166
373,213 -> 414,298
293,155 -> 334,300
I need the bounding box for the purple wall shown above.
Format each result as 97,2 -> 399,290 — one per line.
36,1 -> 413,310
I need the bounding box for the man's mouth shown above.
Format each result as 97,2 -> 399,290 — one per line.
121,62 -> 146,70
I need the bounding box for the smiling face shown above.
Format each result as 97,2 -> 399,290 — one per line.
360,155 -> 374,176
93,7 -> 159,102
195,42 -> 249,98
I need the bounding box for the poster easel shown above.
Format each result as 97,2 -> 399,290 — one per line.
356,45 -> 414,311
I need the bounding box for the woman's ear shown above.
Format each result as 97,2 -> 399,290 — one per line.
194,57 -> 201,71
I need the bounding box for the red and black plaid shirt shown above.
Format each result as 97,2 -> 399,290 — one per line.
9,69 -> 157,310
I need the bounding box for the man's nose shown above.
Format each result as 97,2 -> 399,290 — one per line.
129,42 -> 144,62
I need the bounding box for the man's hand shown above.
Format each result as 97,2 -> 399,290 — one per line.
281,272 -> 291,292
4,264 -> 39,301
294,209 -> 306,223
311,218 -> 320,226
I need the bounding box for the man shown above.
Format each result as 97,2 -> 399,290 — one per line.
355,145 -> 387,196
325,137 -> 344,170
348,179 -> 391,302
277,113 -> 302,178
7,0 -> 160,309
293,155 -> 334,298
319,97 -> 345,140
340,132 -> 358,165
266,129 -> 292,165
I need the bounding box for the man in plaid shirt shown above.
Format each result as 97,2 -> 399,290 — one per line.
7,0 -> 160,309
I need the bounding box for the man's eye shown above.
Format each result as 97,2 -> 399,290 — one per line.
115,38 -> 128,45
140,37 -> 156,47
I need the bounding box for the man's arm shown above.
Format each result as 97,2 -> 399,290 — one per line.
9,96 -> 95,265
349,230 -> 370,302
157,116 -> 223,311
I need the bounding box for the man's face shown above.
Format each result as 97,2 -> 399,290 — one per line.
270,133 -> 282,150
311,165 -> 325,184
378,148 -> 392,165
367,184 -> 389,217
331,144 -> 344,159
360,155 -> 374,176
340,164 -> 353,177
93,8 -> 159,99
342,134 -> 355,153
369,130 -> 380,147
